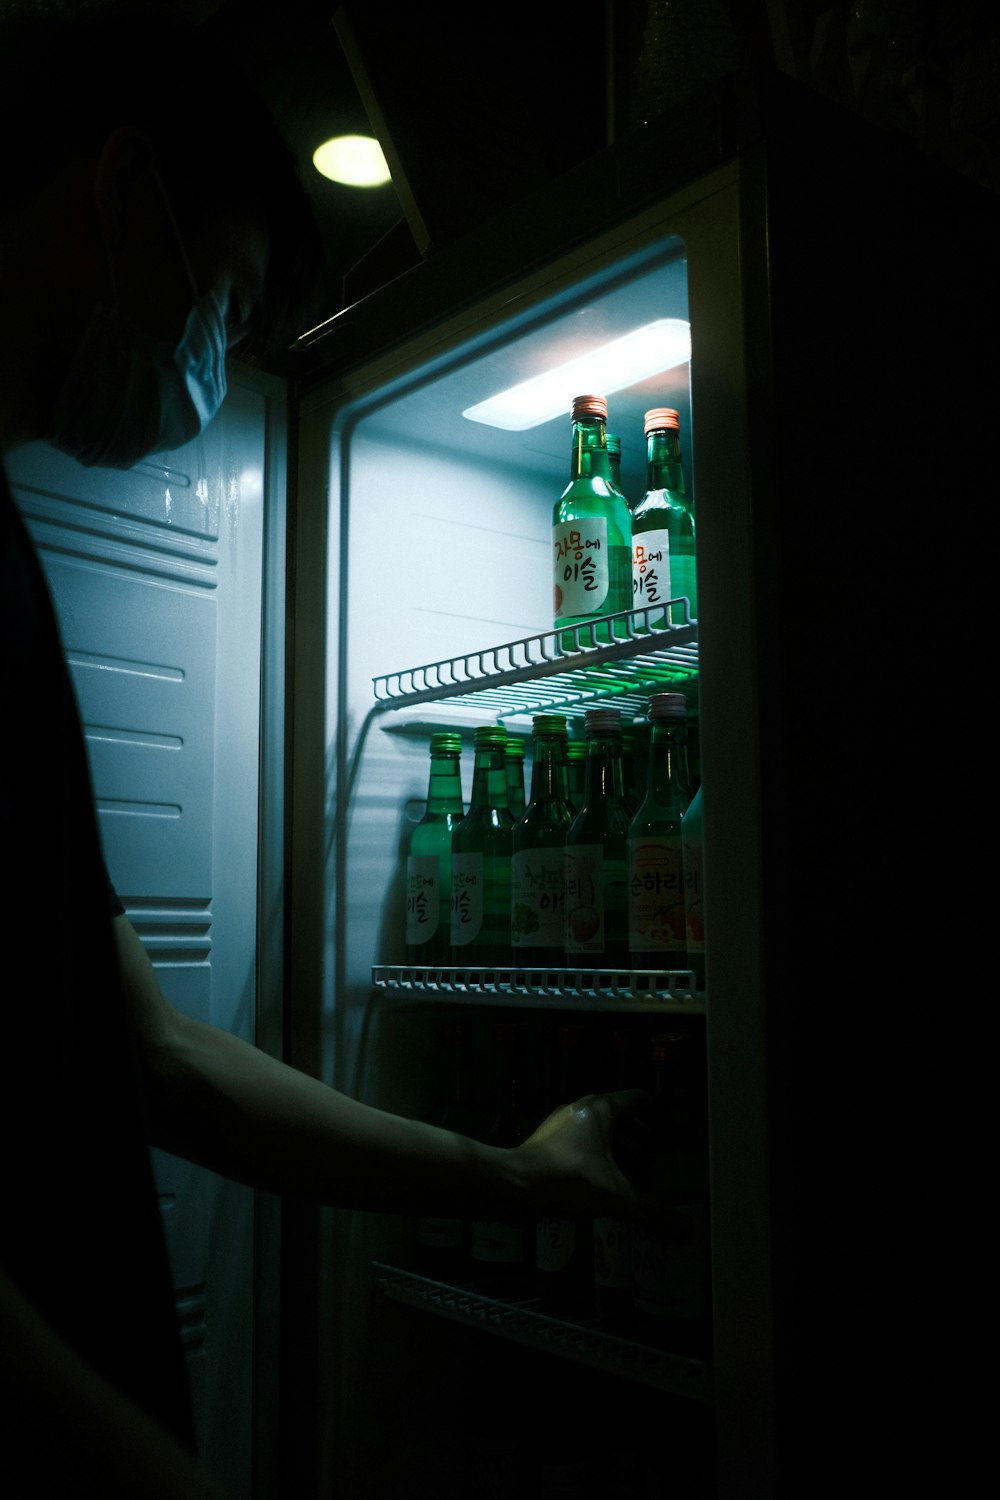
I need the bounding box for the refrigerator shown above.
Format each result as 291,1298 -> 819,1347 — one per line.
276,63 -> 997,1500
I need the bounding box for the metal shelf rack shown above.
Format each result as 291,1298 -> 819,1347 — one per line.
371,602 -> 698,723
371,1262 -> 714,1403
372,965 -> 704,1012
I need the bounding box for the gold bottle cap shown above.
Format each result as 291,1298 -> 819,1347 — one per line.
644,407 -> 680,436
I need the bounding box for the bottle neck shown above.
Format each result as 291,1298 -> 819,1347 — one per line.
643,721 -> 689,810
470,746 -> 509,812
646,428 -> 685,496
426,754 -> 463,813
571,416 -> 614,484
583,733 -> 625,804
528,736 -> 571,809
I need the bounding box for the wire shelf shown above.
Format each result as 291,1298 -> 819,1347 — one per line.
371,603 -> 698,719
372,965 -> 705,1011
371,1261 -> 714,1402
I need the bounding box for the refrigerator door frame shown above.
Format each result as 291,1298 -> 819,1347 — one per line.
290,151 -> 776,1498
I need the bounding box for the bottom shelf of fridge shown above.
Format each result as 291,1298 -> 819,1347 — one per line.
371,1261 -> 714,1403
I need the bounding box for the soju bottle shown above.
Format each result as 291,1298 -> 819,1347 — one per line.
469,1020 -> 534,1288
552,394 -> 632,644
405,734 -> 465,966
535,1023 -> 594,1316
630,1032 -> 710,1355
504,731 -> 527,820
631,407 -> 697,626
510,714 -> 574,968
415,1018 -> 477,1278
564,708 -> 630,969
620,729 -> 639,818
565,738 -> 587,813
450,726 -> 513,968
628,694 -> 690,971
682,786 -> 706,990
606,431 -> 629,508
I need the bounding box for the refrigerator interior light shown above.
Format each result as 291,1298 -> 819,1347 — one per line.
462,317 -> 691,430
312,134 -> 392,187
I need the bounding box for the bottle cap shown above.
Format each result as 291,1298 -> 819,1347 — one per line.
572,394 -> 608,422
532,713 -> 567,736
566,740 -> 587,759
504,733 -> 527,758
584,707 -> 622,735
429,732 -> 463,754
473,726 -> 508,748
606,432 -> 621,458
647,693 -> 687,722
651,1031 -> 682,1062
644,407 -> 680,436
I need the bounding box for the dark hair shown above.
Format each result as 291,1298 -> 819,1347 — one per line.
0,1 -> 326,364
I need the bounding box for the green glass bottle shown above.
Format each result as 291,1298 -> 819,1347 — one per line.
564,708 -> 630,969
629,1032 -> 711,1356
628,694 -> 690,971
565,738 -> 587,813
510,714 -> 574,969
620,729 -> 639,818
405,733 -> 465,967
469,1020 -> 534,1288
450,726 -> 513,968
606,431 -> 630,510
681,785 -> 706,990
535,1023 -> 594,1316
552,394 -> 632,645
503,731 -> 527,820
631,407 -> 697,626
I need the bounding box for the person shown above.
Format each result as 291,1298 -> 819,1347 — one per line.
0,5 -> 650,1493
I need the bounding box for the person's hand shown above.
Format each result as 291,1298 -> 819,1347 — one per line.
511,1089 -> 658,1222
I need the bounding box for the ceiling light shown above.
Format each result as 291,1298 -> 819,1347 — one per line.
462,318 -> 691,430
312,134 -> 391,188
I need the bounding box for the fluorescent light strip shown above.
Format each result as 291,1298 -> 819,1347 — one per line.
462,318 -> 691,431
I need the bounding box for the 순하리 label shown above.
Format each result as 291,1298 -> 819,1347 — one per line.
628,836 -> 686,953
553,518 -> 609,617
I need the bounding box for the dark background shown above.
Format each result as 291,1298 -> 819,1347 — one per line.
196,0 -> 1000,333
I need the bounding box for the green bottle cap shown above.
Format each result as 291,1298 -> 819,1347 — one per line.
429,733 -> 463,754
532,713 -> 568,736
504,734 -> 527,758
566,741 -> 587,760
473,726 -> 508,748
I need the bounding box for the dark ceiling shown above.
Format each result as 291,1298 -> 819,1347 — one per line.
196,0 -> 1000,345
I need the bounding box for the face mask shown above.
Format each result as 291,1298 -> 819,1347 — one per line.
50,174 -> 229,470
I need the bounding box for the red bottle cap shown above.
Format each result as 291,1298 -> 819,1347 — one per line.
644,407 -> 680,436
572,394 -> 608,421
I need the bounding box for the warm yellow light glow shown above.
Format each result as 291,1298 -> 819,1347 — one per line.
463,319 -> 692,430
312,134 -> 391,187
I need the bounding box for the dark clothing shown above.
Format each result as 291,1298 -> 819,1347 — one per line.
1,465 -> 194,1448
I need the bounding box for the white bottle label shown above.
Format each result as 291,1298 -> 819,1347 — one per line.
471,1219 -> 524,1263
594,1216 -> 632,1291
553,518 -> 609,616
564,843 -> 605,953
631,1205 -> 707,1320
450,852 -> 483,946
632,528 -> 671,608
511,847 -> 566,948
627,835 -> 687,954
536,1216 -> 576,1273
406,855 -> 439,945
417,1215 -> 463,1250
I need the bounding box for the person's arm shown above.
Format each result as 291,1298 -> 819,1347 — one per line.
114,912 -> 649,1221
1,1266 -> 229,1498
